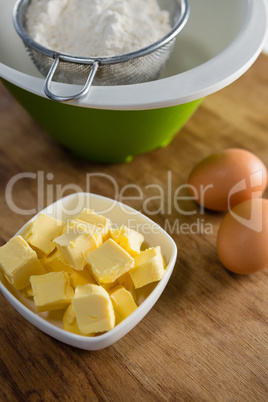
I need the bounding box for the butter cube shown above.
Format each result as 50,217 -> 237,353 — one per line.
0,236 -> 46,290
63,304 -> 93,336
54,227 -> 99,270
109,285 -> 137,324
110,226 -> 144,257
129,246 -> 165,289
100,281 -> 118,292
69,266 -> 97,289
86,238 -> 134,283
41,249 -> 74,274
24,213 -> 64,257
30,271 -> 74,312
117,272 -> 136,301
65,219 -> 103,246
21,285 -> 34,298
77,209 -> 111,240
72,284 -> 115,334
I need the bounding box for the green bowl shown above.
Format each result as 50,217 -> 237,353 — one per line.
1,0 -> 267,162
3,79 -> 203,163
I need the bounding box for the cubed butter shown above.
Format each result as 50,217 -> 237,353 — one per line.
69,265 -> 97,289
86,238 -> 134,283
24,213 -> 64,257
129,246 -> 165,289
77,209 -> 111,240
0,235 -> 46,290
117,272 -> 136,301
30,271 -> 74,312
53,227 -> 99,270
99,281 -> 118,292
109,285 -> 137,324
41,249 -> 74,274
63,304 -> 93,336
110,226 -> 144,257
72,284 -> 115,334
21,285 -> 34,298
65,219 -> 103,246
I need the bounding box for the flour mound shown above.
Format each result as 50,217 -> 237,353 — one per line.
26,0 -> 171,57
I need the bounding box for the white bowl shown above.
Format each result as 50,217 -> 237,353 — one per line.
0,0 -> 267,110
0,193 -> 177,350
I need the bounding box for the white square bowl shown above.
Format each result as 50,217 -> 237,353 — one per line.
0,193 -> 177,350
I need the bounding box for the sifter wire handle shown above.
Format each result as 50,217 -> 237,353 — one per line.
44,55 -> 99,102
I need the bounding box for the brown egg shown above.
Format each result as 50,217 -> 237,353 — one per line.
217,198 -> 268,274
188,149 -> 267,211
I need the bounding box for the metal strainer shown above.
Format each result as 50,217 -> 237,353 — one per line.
13,0 -> 190,102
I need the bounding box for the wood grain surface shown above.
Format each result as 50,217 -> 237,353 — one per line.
0,54 -> 268,401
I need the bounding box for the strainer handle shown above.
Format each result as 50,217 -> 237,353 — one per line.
44,55 -> 99,102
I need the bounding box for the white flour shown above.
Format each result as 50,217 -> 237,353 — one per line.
26,0 -> 171,57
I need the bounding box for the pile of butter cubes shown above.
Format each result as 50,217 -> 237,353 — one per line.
0,209 -> 166,336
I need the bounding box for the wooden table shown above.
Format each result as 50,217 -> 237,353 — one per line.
1,53 -> 268,401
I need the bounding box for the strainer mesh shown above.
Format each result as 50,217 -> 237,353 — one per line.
25,40 -> 175,86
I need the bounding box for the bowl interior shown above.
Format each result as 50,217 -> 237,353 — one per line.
0,193 -> 177,350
